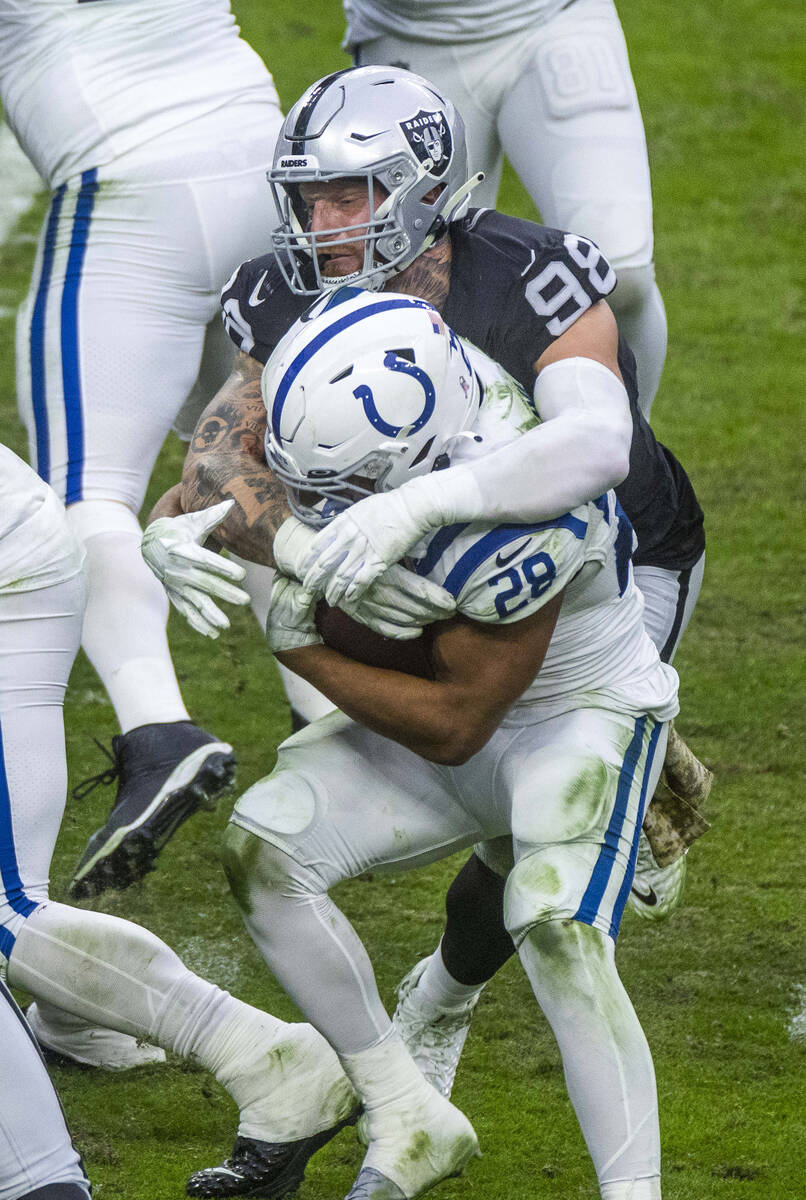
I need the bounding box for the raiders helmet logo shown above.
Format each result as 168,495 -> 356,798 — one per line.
399,109 -> 452,177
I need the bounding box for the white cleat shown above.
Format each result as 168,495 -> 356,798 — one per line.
26,1001 -> 166,1069
628,831 -> 687,921
348,1085 -> 479,1200
392,958 -> 476,1098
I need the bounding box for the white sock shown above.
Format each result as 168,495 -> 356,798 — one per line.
67,499 -> 189,732
340,1030 -> 477,1192
600,1180 -> 662,1200
340,1029 -> 430,1122
417,945 -> 486,1011
8,901 -> 353,1141
518,921 -> 660,1190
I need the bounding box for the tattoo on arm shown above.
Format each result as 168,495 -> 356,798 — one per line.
180,351 -> 290,566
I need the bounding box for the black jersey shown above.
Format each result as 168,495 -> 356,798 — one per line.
220,209 -> 704,571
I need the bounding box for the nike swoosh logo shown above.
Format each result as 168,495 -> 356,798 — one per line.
631,885 -> 658,906
495,538 -> 532,568
248,270 -> 268,307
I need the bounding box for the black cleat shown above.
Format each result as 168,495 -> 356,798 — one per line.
185,1111 -> 360,1199
69,720 -> 235,899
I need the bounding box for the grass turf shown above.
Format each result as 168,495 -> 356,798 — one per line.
0,0 -> 804,1195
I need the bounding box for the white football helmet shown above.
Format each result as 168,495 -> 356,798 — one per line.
267,66 -> 483,294
262,288 -> 480,526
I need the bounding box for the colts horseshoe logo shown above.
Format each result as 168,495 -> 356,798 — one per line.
353,352 -> 436,436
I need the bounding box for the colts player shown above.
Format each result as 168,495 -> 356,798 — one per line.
210,290 -> 678,1200
0,0 -> 286,910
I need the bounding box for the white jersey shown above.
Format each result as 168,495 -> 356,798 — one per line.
0,0 -> 279,188
407,345 -> 679,723
0,445 -> 85,591
343,0 -> 569,46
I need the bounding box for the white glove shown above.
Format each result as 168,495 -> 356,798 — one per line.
274,515 -> 457,638
300,485 -> 442,605
266,574 -> 322,653
340,568 -> 456,639
141,500 -> 250,639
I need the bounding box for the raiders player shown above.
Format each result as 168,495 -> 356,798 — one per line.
204,289 -> 678,1200
152,64 -> 706,895
1,0 -> 289,909
342,0 -> 667,416
0,444 -> 359,1193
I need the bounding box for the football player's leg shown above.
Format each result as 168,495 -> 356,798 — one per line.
498,0 -> 666,414
392,842 -> 513,1097
0,568 -> 158,1069
350,33 -> 505,209
220,713 -> 481,1198
631,555 -> 711,917
503,708 -> 666,1197
15,173 -> 239,896
0,980 -> 91,1200
0,584 -> 352,1151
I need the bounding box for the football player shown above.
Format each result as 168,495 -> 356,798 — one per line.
0,977 -> 91,1200
0,444 -> 358,1193
210,289 -> 678,1200
342,0 -> 667,416
0,0 -> 287,905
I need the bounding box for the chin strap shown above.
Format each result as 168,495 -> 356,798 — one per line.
423,172 -> 486,247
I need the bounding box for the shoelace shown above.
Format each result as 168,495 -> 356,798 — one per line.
71,738 -> 120,801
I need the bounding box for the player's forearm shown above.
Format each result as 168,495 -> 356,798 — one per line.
275,645 -> 497,765
180,458 -> 288,565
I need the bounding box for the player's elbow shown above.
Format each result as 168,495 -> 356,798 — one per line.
421,702 -> 498,765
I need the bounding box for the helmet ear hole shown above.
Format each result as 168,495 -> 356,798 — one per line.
409,436 -> 436,469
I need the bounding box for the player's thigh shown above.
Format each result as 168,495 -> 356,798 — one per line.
229,711 -> 483,890
501,707 -> 667,943
634,553 -> 705,664
352,34 -> 505,207
499,0 -> 654,269
15,176 -> 218,508
0,575 -> 85,939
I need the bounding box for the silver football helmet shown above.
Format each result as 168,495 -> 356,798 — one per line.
261,287 -> 480,526
267,66 -> 483,294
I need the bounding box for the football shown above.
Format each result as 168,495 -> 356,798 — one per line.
315,600 -> 437,680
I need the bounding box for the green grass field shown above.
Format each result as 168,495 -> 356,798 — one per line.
0,0 -> 804,1196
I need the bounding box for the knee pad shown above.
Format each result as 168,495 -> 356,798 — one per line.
504,843 -> 602,947
606,260 -> 657,317
65,498 -> 140,542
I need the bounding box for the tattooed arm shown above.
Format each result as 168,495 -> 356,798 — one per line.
178,350 -> 289,567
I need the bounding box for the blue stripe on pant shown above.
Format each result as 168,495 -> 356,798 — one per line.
29,184 -> 67,483
573,715 -> 660,936
0,718 -> 39,961
61,169 -> 99,504
28,169 -> 99,500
